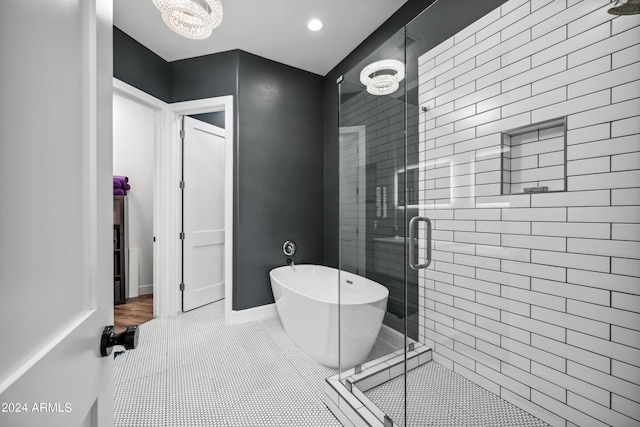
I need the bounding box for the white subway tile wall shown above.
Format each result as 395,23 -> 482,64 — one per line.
417,1 -> 640,426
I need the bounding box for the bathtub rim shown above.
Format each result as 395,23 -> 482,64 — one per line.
269,264 -> 389,306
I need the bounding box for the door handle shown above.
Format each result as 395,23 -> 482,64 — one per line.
100,325 -> 139,357
409,216 -> 432,270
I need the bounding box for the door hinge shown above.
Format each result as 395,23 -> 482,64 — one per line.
179,283 -> 185,291
179,232 -> 185,240
179,129 -> 185,138
179,181 -> 185,189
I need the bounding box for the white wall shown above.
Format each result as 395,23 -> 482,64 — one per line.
113,92 -> 155,295
417,1 -> 640,426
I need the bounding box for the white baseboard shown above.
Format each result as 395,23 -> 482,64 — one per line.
228,303 -> 278,324
139,284 -> 153,295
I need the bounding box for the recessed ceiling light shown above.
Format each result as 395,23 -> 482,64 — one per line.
307,18 -> 324,32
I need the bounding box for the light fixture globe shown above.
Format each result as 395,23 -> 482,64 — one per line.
360,59 -> 405,96
153,0 -> 223,39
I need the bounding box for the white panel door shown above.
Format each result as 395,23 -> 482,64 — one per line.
0,1 -> 114,426
182,117 -> 226,311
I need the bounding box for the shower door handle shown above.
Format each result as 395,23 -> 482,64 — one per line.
408,216 -> 432,270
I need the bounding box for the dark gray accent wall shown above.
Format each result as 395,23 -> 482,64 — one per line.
114,36 -> 324,311
169,50 -> 324,311
113,26 -> 170,102
168,50 -> 239,103
114,0 -> 504,312
235,51 -> 324,310
168,51 -> 238,130
190,112 -> 226,129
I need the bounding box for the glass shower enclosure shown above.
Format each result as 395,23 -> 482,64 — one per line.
333,0 -> 640,425
336,23 -> 423,426
334,4 -> 511,423
334,6 -> 514,420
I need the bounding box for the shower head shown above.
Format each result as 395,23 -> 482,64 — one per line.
608,0 -> 640,15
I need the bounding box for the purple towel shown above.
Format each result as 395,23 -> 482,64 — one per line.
114,176 -> 128,188
123,183 -> 131,191
113,178 -> 122,189
114,188 -> 126,196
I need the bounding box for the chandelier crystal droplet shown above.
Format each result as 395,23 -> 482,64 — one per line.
152,0 -> 223,39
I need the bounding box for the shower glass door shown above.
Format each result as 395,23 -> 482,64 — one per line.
337,27 -> 418,425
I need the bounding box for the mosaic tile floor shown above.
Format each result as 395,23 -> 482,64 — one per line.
364,362 -> 549,427
114,300 -> 397,427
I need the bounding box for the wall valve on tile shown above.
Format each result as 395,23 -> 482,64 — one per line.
283,240 -> 296,257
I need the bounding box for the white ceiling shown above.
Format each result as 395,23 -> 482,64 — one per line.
113,0 -> 409,76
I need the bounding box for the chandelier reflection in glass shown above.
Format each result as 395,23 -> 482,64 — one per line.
360,59 -> 405,96
152,0 -> 223,39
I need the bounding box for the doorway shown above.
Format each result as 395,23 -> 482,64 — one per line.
112,87 -> 160,324
113,91 -> 156,297
181,116 -> 226,311
113,79 -> 235,321
167,96 -> 235,321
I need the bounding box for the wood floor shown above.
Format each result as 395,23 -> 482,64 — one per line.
114,294 -> 154,333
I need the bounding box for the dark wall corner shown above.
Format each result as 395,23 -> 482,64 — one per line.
113,37 -> 325,312
168,50 -> 239,103
113,26 -> 170,102
233,51 -> 325,310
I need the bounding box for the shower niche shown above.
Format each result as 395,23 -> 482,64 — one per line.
501,117 -> 567,195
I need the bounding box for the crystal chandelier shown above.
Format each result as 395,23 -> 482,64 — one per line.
360,60 -> 405,96
152,0 -> 223,39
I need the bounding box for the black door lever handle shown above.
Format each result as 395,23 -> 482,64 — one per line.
100,325 -> 139,357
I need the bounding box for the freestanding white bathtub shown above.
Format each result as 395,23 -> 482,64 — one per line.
269,265 -> 388,368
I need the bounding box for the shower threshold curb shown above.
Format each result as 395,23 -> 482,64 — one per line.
324,343 -> 432,427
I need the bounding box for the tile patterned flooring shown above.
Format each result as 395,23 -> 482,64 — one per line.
364,362 -> 549,427
114,301 -> 335,426
115,300 -> 548,426
114,300 -> 394,427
